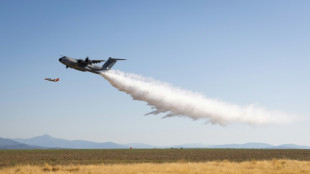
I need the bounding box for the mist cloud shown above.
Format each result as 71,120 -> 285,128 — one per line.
101,70 -> 293,126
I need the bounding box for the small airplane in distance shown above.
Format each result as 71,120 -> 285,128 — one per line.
45,78 -> 59,82
59,56 -> 125,74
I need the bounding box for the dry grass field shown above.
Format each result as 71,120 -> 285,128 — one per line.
0,159 -> 309,174
1,149 -> 310,174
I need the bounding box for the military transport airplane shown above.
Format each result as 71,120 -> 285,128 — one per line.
45,78 -> 59,82
59,56 -> 125,74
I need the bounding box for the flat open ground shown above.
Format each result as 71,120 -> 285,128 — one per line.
1,149 -> 310,168
1,160 -> 310,174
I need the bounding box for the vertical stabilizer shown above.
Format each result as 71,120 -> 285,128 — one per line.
101,57 -> 126,70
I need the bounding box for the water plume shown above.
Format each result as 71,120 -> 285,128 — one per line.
101,70 -> 293,126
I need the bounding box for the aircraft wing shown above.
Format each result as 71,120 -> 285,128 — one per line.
91,60 -> 105,64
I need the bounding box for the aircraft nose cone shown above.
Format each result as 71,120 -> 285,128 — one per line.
59,58 -> 62,62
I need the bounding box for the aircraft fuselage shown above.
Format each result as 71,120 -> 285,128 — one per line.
59,56 -> 103,74
59,56 -> 125,74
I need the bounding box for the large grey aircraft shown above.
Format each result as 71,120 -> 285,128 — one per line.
59,56 -> 125,74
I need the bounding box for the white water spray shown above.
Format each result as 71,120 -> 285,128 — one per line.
101,70 -> 293,126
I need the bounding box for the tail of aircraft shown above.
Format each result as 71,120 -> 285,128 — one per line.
56,78 -> 59,81
101,57 -> 126,70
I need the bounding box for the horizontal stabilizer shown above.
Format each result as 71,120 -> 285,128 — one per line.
109,57 -> 126,61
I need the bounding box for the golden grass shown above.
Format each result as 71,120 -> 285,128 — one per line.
1,159 -> 309,174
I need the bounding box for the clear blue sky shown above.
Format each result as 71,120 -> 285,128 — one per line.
0,0 -> 309,146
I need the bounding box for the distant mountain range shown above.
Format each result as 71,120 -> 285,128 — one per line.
14,135 -> 126,149
208,143 -> 310,149
0,137 -> 42,149
0,135 -> 309,149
